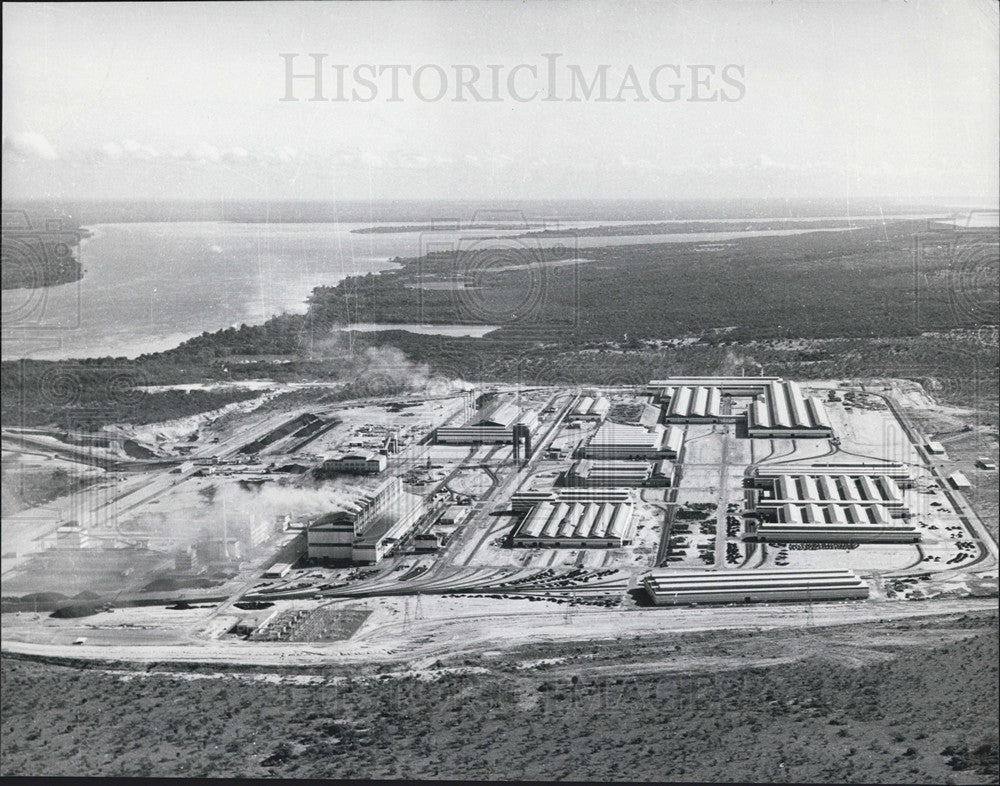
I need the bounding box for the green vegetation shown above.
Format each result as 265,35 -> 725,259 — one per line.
1,213 -> 89,291
1,221 -> 995,430
307,221 -> 996,340
0,363 -> 263,430
1,613 -> 996,780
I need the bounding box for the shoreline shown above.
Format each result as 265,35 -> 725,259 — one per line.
1,214 -> 991,363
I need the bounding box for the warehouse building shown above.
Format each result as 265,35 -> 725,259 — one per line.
263,562 -> 292,578
562,458 -> 673,487
948,471 -> 972,489
660,384 -> 724,422
643,569 -> 869,605
321,451 -> 387,475
746,381 -> 833,437
512,501 -> 635,548
753,474 -> 907,511
581,422 -> 683,459
649,377 -> 833,438
567,395 -> 611,421
307,476 -> 424,564
750,521 -> 920,543
747,502 -> 921,543
435,400 -> 539,444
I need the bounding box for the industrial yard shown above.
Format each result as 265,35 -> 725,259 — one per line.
1,375 -> 996,665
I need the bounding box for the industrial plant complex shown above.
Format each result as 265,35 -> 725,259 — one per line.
2,373 -> 995,662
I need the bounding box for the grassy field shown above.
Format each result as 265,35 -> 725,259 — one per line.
2,612 -> 996,781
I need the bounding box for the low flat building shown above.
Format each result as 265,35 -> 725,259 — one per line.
563,459 -> 651,487
646,376 -> 782,398
926,441 -> 947,455
643,569 -> 869,605
322,452 -> 387,475
439,506 -> 468,525
562,458 -> 673,487
263,562 -> 292,578
749,522 -> 920,543
948,471 -> 972,489
754,462 -> 913,484
413,532 -> 442,552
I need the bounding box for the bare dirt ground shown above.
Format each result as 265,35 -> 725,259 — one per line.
3,593 -> 996,668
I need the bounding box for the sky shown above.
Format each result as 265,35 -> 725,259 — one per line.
2,0 -> 998,203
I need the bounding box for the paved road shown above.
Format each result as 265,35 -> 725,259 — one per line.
714,424 -> 731,568
880,392 -> 998,568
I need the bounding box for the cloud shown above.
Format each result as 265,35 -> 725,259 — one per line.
121,139 -> 159,161
3,132 -> 58,160
174,141 -> 223,164
222,146 -> 250,162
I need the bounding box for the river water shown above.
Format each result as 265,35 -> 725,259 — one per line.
2,219 -> 872,360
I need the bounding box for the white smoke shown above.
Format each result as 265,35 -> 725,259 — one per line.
308,329 -> 471,395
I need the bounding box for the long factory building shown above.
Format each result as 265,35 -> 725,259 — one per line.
581,422 -> 683,459
643,569 -> 869,605
747,502 -> 921,543
747,468 -> 919,542
512,500 -> 635,548
754,461 -> 913,483
648,377 -> 833,438
646,376 -> 783,397
754,474 -> 906,510
435,400 -> 538,444
307,476 -> 425,564
511,488 -> 631,512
